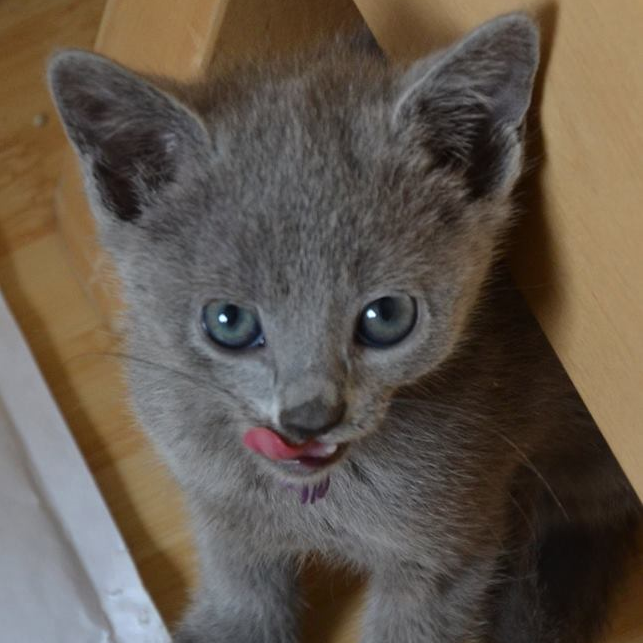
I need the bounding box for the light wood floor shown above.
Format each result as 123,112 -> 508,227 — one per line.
0,1 -> 640,641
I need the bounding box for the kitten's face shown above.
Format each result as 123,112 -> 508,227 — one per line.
140,121 -> 490,481
48,16 -> 538,483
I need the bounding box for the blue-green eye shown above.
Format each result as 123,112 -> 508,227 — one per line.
201,301 -> 265,349
356,295 -> 417,348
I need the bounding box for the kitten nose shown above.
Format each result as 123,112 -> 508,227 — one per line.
279,398 -> 347,440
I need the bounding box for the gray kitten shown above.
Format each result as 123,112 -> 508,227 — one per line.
49,13 -> 641,643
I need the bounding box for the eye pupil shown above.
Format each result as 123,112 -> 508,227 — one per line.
219,305 -> 238,326
378,297 -> 396,322
356,295 -> 417,348
202,301 -> 264,349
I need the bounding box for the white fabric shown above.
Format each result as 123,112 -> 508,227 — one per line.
0,291 -> 170,643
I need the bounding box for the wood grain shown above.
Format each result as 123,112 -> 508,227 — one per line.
2,1 -> 640,642
95,0 -> 229,77
211,0 -> 362,68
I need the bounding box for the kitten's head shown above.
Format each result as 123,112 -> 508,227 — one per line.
48,14 -> 539,484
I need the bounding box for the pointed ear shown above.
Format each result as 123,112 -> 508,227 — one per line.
48,50 -> 210,223
393,13 -> 539,199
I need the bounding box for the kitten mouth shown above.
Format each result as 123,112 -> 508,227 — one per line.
243,427 -> 347,473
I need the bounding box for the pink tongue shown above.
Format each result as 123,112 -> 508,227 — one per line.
243,427 -> 324,461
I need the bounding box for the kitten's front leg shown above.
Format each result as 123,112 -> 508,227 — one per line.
174,531 -> 300,643
360,557 -> 494,643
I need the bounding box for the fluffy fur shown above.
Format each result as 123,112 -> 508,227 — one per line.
49,13 -> 641,643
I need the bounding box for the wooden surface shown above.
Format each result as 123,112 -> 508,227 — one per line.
211,0 -> 362,67
1,1 -> 640,641
354,0 -> 643,502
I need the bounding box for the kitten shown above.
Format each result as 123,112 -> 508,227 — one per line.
49,13 -> 641,643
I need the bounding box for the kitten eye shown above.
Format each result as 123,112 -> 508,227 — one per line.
201,301 -> 265,349
356,295 -> 417,348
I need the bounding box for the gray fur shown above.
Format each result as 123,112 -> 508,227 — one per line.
48,13 -> 641,643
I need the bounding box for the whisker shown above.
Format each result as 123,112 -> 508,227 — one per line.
66,350 -> 256,417
388,396 -> 570,523
493,432 -> 570,522
67,350 -> 209,388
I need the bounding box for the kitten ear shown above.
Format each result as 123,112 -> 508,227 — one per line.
48,50 -> 210,223
393,13 -> 539,198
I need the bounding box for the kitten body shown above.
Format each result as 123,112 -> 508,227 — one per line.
49,14 -> 641,643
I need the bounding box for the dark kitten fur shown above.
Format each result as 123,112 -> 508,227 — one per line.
49,13 -> 641,643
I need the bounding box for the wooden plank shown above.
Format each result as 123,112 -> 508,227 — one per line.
211,0 -> 361,67
94,0 -> 229,76
354,0 -> 643,501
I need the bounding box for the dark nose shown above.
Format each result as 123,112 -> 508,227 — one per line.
279,398 -> 347,440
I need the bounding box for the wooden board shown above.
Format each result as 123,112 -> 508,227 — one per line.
211,0 -> 361,67
354,0 -> 643,501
